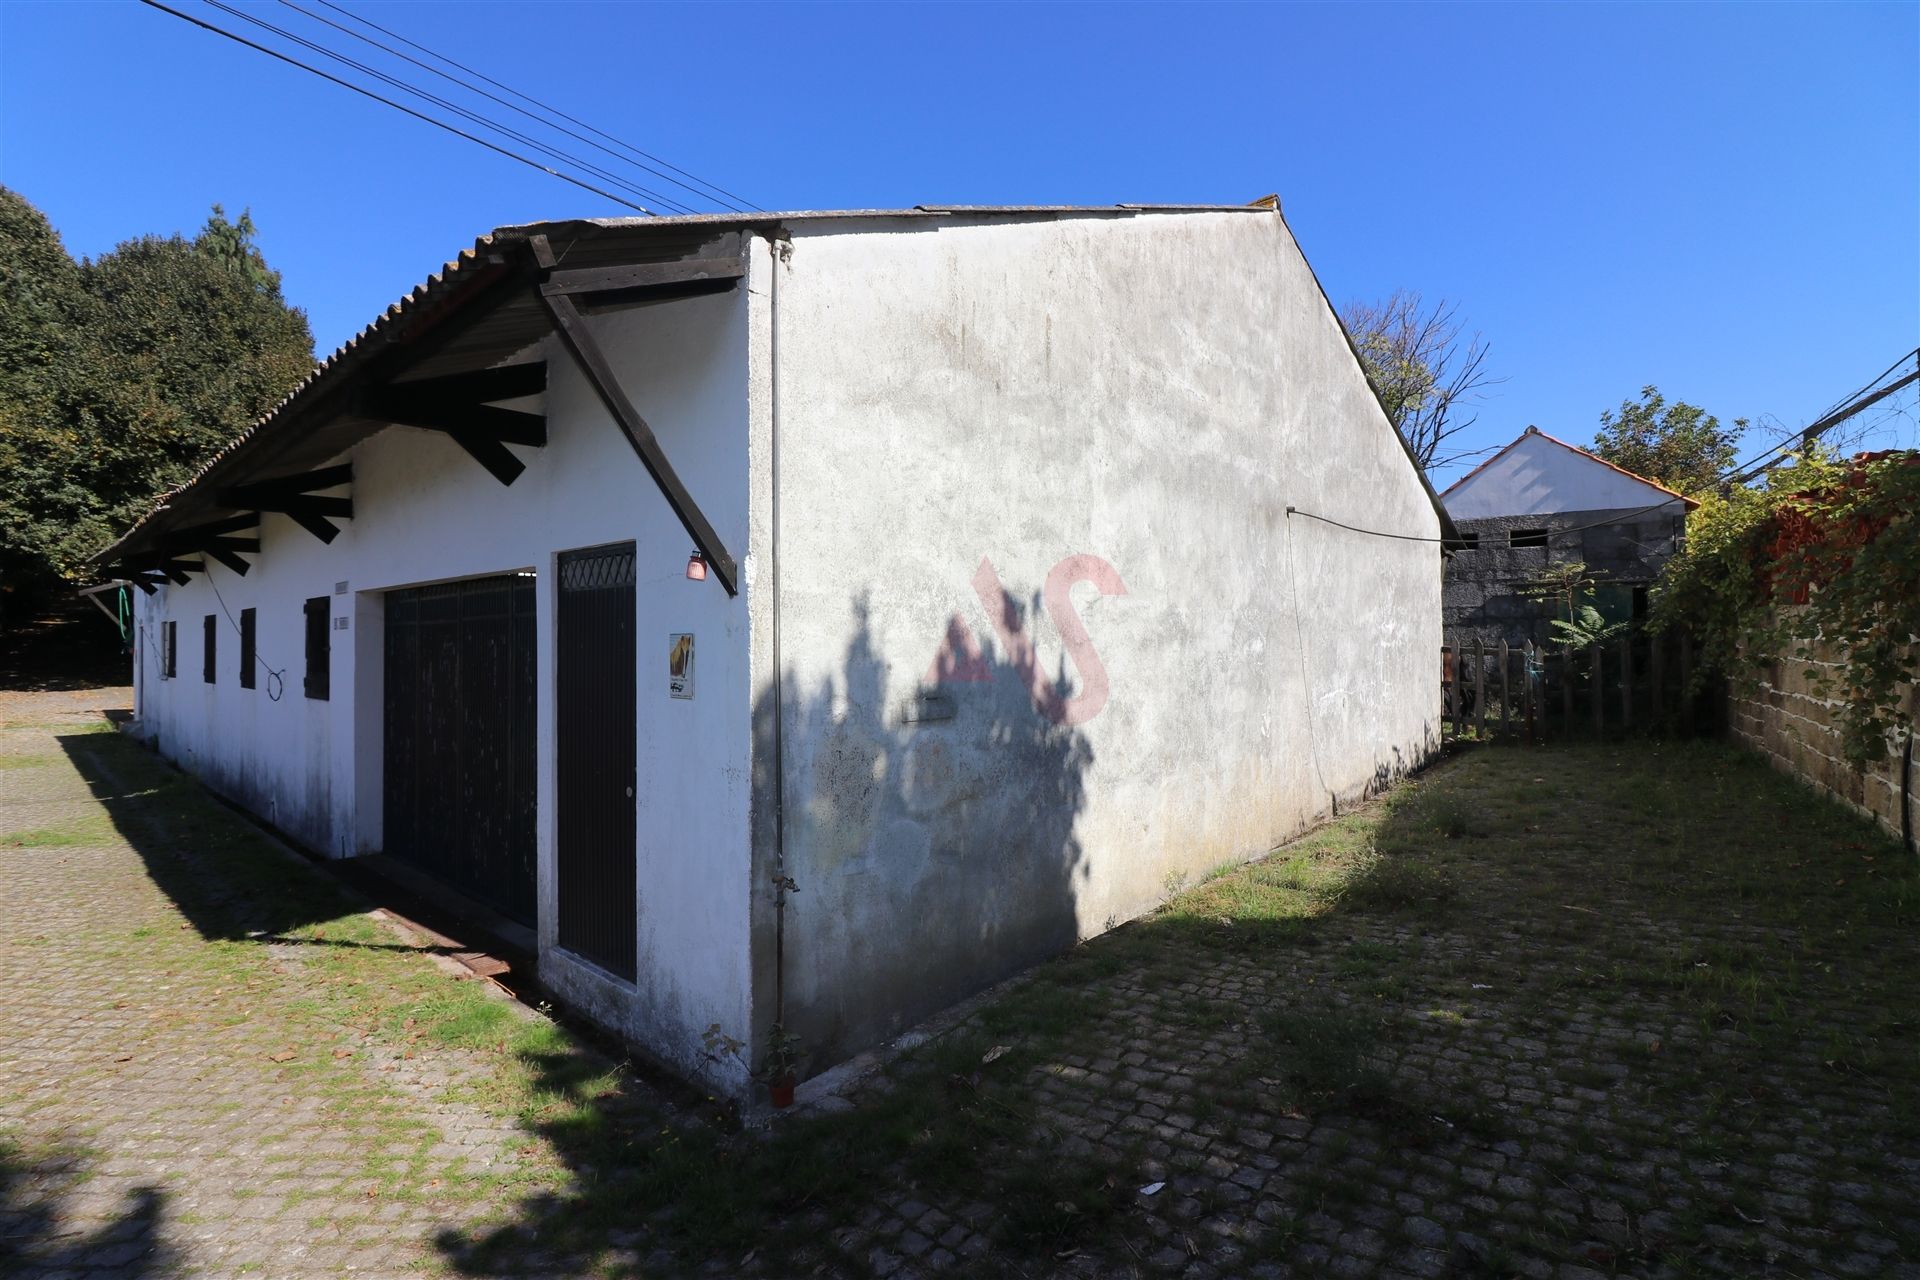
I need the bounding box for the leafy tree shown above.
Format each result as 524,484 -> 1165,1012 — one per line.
1340,290 -> 1500,472
0,189 -> 87,419
0,189 -> 314,608
1592,386 -> 1743,497
79,211 -> 314,487
0,190 -> 98,604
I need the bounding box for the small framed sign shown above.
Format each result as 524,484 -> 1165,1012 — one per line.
669,633 -> 695,699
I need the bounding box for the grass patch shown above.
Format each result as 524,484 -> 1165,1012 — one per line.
1,811 -> 117,847
1335,849 -> 1457,915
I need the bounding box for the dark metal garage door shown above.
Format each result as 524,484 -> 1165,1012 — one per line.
383,574 -> 537,927
556,543 -> 637,980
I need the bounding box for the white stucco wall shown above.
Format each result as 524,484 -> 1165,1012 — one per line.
127,210 -> 1446,1089
749,210 -> 1443,1064
1443,430 -> 1683,519
130,286 -> 756,1089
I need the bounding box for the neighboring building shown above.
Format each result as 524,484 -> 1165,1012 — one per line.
1440,427 -> 1696,648
97,204 -> 1447,1095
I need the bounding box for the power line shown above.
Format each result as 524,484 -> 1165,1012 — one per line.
308,0 -> 761,214
138,0 -> 657,215
276,0 -> 753,214
197,0 -> 696,215
1808,347 -> 1918,428
1295,353 -> 1920,546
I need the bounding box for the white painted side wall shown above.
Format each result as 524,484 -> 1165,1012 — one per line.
753,211 -> 1443,1063
130,286 -> 756,1089
1444,432 -> 1682,519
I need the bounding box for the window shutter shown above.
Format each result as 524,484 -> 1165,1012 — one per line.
203,615 -> 217,684
304,597 -> 330,701
239,608 -> 256,690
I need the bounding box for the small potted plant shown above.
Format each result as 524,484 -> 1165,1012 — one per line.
762,1024 -> 803,1109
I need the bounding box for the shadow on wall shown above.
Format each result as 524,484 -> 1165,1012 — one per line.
759,589 -> 1098,1070
0,1135 -> 173,1276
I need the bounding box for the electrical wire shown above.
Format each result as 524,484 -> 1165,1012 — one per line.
205,570 -> 288,702
308,0 -> 761,213
137,0 -> 659,216
1807,347 -> 1918,429
277,0 -> 754,213
197,0 -> 696,215
1285,506 -> 1446,542
1296,351 -> 1920,545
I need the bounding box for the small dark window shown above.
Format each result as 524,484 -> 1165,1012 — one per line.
1444,532 -> 1481,552
239,608 -> 257,690
303,596 -> 330,701
163,620 -> 177,679
203,615 -> 217,684
1509,528 -> 1549,549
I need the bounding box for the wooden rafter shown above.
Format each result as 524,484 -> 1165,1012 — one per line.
160,514 -> 262,576
217,465 -> 353,544
529,236 -> 740,595
363,362 -> 548,486
539,256 -> 745,300
116,557 -> 205,587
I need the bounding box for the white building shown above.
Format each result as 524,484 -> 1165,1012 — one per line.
101,204 -> 1448,1094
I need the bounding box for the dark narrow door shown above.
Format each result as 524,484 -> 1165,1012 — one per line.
556,543 -> 637,980
383,574 -> 537,926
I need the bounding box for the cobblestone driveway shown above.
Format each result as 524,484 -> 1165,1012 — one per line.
4,691 -> 1919,1279
0,694 -> 586,1277
805,738 -> 1920,1280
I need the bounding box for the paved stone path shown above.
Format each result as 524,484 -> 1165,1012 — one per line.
811,744 -> 1920,1280
0,693 -> 553,1278
5,691 -> 1919,1279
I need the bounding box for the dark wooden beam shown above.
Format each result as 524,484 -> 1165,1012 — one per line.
198,537 -> 258,576
216,467 -> 352,544
282,495 -> 351,518
540,256 -> 745,300
381,362 -> 546,404
365,396 -> 547,448
129,576 -> 159,596
218,463 -> 352,505
361,365 -> 548,487
281,500 -> 347,545
448,432 -> 527,486
529,236 -> 740,595
97,255 -> 537,568
162,513 -> 260,543
159,516 -> 262,576
133,558 -> 204,586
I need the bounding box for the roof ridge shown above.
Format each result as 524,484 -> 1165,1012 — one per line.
1441,426 -> 1699,509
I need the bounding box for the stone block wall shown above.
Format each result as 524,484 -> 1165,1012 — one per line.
1442,506 -> 1687,649
1727,643 -> 1917,844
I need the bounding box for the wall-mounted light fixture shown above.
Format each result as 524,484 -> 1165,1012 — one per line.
686,551 -> 708,582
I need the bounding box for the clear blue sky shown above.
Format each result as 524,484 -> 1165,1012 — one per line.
3,1 -> 1915,484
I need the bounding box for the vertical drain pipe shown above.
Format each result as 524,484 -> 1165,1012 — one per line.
768,235 -> 790,1028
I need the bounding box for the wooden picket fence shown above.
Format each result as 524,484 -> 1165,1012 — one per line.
1440,629 -> 1717,744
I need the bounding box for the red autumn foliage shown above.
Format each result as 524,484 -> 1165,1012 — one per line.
1752,452 -> 1917,606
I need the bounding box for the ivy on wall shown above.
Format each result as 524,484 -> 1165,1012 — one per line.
1651,450 -> 1919,767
